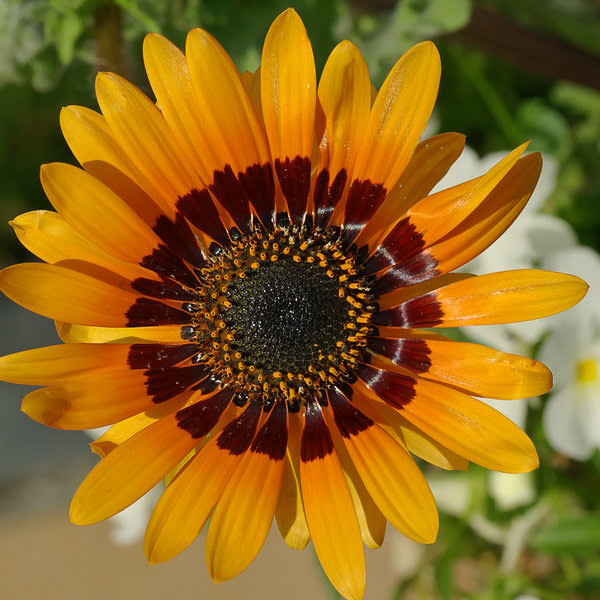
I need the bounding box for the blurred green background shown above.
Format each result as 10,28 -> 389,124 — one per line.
1,1 -> 600,599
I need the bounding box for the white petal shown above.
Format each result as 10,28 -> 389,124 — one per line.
543,384 -> 594,460
489,471 -> 535,510
525,214 -> 577,258
85,426 -> 110,440
483,398 -> 528,428
527,153 -> 557,212
538,316 -> 585,388
581,380 -> 600,447
461,324 -> 521,354
427,473 -> 470,517
108,486 -> 161,545
432,145 -> 481,191
541,245 -> 600,319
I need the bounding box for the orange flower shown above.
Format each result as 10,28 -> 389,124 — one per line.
0,9 -> 587,600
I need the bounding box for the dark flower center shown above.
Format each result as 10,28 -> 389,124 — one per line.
225,258 -> 349,373
185,224 -> 376,408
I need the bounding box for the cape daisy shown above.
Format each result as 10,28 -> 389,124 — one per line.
0,9 -> 588,600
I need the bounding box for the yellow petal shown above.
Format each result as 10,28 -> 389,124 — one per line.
368,337 -> 553,399
9,210 -> 156,283
299,403 -> 365,600
21,370 -> 153,430
56,322 -> 184,344
60,105 -> 170,221
261,8 -> 315,167
143,33 -> 213,184
70,413 -> 200,524
185,28 -> 271,176
95,72 -> 198,207
275,412 -> 310,550
351,42 -> 440,191
0,343 -> 129,384
375,270 -> 588,328
325,391 -> 438,543
41,162 -> 162,264
261,8 -> 315,224
207,401 -> 287,582
356,371 -> 539,473
0,263 -> 139,327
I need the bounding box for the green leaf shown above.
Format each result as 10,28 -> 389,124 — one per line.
29,48 -> 65,92
426,0 -> 472,32
395,0 -> 472,36
516,98 -> 571,156
49,9 -> 83,64
531,516 -> 600,555
114,0 -> 162,33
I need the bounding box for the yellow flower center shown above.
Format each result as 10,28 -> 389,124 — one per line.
577,357 -> 598,384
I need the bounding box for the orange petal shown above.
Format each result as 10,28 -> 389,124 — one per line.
207,401 -> 287,582
40,162 -> 162,264
406,143 -> 529,246
357,132 -> 465,246
299,403 -> 365,600
275,411 -> 310,550
326,389 -> 438,543
261,8 -> 315,224
351,389 -> 468,470
355,368 -> 539,473
333,426 -> 386,549
429,153 -> 542,274
351,42 -> 440,191
144,400 -> 256,564
71,414 -> 198,524
0,263 -> 140,327
317,40 -> 371,181
368,337 -> 553,399
374,270 -> 588,328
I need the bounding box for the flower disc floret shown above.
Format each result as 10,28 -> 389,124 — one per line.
185,222 -> 375,409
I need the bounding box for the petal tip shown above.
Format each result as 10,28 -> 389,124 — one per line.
69,500 -> 91,526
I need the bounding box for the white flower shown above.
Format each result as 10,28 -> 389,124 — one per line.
485,398 -> 535,511
539,245 -> 600,460
107,489 -> 161,545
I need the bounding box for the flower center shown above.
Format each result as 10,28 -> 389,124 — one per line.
577,357 -> 598,385
225,258 -> 348,373
184,223 -> 376,410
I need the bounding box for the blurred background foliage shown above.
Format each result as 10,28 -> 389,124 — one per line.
1,1 -> 600,599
